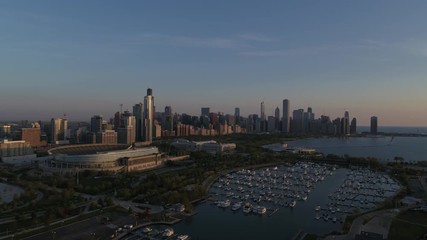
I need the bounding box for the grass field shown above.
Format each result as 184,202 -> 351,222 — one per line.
388,210 -> 427,240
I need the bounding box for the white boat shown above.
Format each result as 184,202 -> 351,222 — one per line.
177,235 -> 189,240
218,199 -> 231,208
142,227 -> 152,233
243,203 -> 252,213
257,206 -> 267,214
315,206 -> 321,211
289,201 -> 296,208
163,228 -> 174,237
231,202 -> 242,211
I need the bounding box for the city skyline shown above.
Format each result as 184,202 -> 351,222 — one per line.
1,1 -> 427,126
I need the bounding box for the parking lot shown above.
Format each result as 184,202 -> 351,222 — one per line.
24,211 -> 136,240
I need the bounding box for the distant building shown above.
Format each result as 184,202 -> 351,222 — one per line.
90,115 -> 103,133
282,99 -> 290,133
0,125 -> 12,139
0,140 -> 36,165
96,130 -> 117,144
201,107 -> 210,117
133,103 -> 144,141
163,106 -> 173,132
275,107 -> 280,131
21,124 -> 47,148
342,111 -> 350,135
117,127 -> 134,144
350,117 -> 357,134
51,118 -> 68,144
291,109 -> 304,134
143,88 -> 154,142
370,116 -> 378,134
117,114 -> 136,144
171,139 -> 236,154
267,116 -> 276,132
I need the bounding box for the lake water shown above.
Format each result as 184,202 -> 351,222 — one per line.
173,163 -> 400,240
357,126 -> 427,134
288,136 -> 427,162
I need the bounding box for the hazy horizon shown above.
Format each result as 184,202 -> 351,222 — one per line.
1,1 -> 427,126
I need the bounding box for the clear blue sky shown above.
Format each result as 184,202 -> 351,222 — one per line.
1,1 -> 427,126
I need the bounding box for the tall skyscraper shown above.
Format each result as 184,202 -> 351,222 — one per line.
350,117 -> 357,134
234,108 -> 240,118
260,101 -> 266,121
201,107 -> 210,117
51,118 -> 68,143
343,111 -> 350,135
118,114 -> 136,144
234,107 -> 240,125
282,99 -> 290,133
114,111 -> 122,130
133,103 -> 143,141
370,116 -> 378,134
274,107 -> 280,131
165,106 -> 172,116
90,115 -> 103,133
143,88 -> 154,142
292,109 -> 304,134
164,106 -> 173,131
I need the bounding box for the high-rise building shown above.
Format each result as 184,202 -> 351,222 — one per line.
282,99 -> 290,133
370,116 -> 378,134
342,111 -> 350,135
234,107 -> 240,125
117,114 -> 136,144
164,106 -> 173,132
260,101 -> 266,132
21,123 -> 46,148
291,109 -> 304,134
90,115 -> 103,133
133,103 -> 144,141
267,116 -> 276,132
209,112 -> 218,126
226,114 -> 235,126
234,108 -> 240,118
260,101 -> 266,121
165,106 -> 172,116
0,125 -> 12,139
114,111 -> 122,130
143,88 -> 154,143
304,107 -> 315,133
51,118 -> 68,144
350,117 -> 357,134
201,107 -> 210,117
96,130 -> 117,144
275,107 -> 280,131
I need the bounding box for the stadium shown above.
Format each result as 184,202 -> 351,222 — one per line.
43,144 -> 162,173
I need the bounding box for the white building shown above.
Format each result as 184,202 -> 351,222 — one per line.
171,139 -> 236,154
0,140 -> 36,165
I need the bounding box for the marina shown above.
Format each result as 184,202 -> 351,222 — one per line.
174,162 -> 401,240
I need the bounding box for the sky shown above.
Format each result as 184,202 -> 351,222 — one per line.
1,1 -> 427,126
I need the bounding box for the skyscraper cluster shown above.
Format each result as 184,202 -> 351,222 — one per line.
29,88 -> 380,145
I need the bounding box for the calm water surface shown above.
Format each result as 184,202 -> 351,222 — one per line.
174,165 -> 399,240
289,136 -> 427,162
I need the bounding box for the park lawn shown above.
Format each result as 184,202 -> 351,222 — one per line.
397,210 -> 427,225
389,211 -> 427,240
